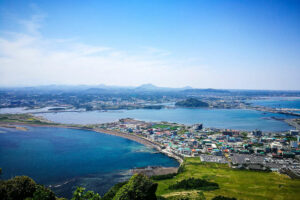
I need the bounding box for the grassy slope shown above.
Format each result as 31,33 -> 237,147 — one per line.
155,158 -> 300,200
0,114 -> 57,125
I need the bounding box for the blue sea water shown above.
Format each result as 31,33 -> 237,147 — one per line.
36,108 -> 294,132
0,126 -> 178,198
248,97 -> 300,113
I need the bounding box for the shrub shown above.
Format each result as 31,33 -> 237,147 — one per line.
113,174 -> 158,200
102,181 -> 128,200
31,185 -> 56,200
71,187 -> 101,200
151,173 -> 177,180
177,164 -> 185,174
0,176 -> 36,200
169,178 -> 219,190
212,196 -> 237,200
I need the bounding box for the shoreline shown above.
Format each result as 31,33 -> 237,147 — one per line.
93,128 -> 184,164
0,121 -> 184,165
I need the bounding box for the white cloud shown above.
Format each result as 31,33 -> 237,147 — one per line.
0,10 -> 299,90
0,11 -> 214,88
0,26 -> 208,87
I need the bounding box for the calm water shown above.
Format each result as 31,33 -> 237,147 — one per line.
35,108 -> 294,132
248,97 -> 300,113
0,126 -> 178,198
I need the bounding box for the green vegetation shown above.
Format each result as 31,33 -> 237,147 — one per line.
152,173 -> 177,181
102,182 -> 127,200
2,159 -> 300,200
0,114 -> 54,125
152,124 -> 180,130
154,158 -> 300,200
240,132 -> 248,139
175,98 -> 209,108
29,185 -> 57,200
113,174 -> 157,200
71,187 -> 101,200
212,196 -> 237,200
169,178 -> 219,191
142,105 -> 164,109
0,176 -> 56,200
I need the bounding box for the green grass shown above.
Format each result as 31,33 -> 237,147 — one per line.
152,124 -> 180,130
155,158 -> 300,200
0,114 -> 55,125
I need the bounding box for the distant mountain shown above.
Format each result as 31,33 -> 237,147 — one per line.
182,88 -> 231,94
135,84 -> 159,91
175,98 -> 209,108
83,88 -> 108,94
134,84 -> 192,92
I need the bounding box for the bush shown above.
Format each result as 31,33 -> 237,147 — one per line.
0,176 -> 36,200
113,174 -> 158,200
212,196 -> 237,200
71,187 -> 101,200
177,164 -> 185,174
102,181 -> 128,200
169,178 -> 219,190
151,173 -> 177,180
30,185 -> 56,200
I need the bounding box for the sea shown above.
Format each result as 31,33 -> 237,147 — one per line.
248,97 -> 300,114
0,106 -> 296,132
0,126 -> 178,198
34,108 -> 294,132
1,98 -> 299,198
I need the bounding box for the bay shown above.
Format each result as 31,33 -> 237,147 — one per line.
0,126 -> 178,198
36,108 -> 294,132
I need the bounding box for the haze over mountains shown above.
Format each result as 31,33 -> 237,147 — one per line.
1,84 -> 300,97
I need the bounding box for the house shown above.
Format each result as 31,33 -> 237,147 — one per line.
290,130 -> 299,136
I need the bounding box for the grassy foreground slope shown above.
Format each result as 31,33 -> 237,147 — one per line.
155,158 -> 300,200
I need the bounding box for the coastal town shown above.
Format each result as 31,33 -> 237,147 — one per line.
96,118 -> 300,179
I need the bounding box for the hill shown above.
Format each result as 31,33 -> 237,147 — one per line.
175,98 -> 209,108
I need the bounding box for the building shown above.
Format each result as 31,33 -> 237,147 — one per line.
192,123 -> 203,131
290,130 -> 299,136
270,142 -> 282,151
290,141 -> 299,149
252,130 -> 262,137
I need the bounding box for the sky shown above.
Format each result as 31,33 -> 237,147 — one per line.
0,0 -> 299,90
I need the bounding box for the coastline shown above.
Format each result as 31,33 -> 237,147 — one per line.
0,121 -> 184,165
93,128 -> 184,164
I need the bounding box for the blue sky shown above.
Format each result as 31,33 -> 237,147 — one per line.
0,0 -> 299,90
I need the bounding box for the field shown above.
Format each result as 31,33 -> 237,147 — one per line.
155,158 -> 300,200
152,124 -> 180,130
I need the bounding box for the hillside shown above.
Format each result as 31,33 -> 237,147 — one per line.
154,158 -> 300,200
175,98 -> 209,108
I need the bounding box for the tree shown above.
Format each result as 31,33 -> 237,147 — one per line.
0,176 -> 36,200
71,187 -> 101,200
113,174 -> 158,200
0,176 -> 56,200
30,185 -> 56,200
102,181 -> 127,200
